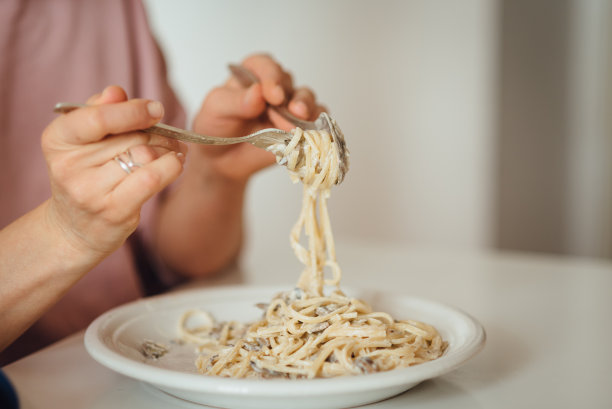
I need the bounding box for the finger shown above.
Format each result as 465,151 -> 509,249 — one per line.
288,87 -> 317,120
48,99 -> 165,146
82,131 -> 187,167
203,84 -> 267,120
267,109 -> 302,132
97,144 -> 186,192
108,151 -> 185,220
242,54 -> 293,105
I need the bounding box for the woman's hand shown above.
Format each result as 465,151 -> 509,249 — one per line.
42,86 -> 187,259
191,54 -> 326,182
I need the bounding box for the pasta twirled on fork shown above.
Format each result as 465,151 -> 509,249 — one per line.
179,128 -> 446,378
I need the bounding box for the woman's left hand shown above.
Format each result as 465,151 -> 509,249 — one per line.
191,54 -> 326,182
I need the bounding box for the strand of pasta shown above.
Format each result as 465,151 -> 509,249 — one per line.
181,127 -> 446,378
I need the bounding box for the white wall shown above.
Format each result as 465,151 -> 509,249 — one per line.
567,0 -> 612,258
144,0 -> 498,258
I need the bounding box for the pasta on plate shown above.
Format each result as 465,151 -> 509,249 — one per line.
179,126 -> 447,379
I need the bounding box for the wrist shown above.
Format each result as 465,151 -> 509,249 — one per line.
41,200 -> 109,272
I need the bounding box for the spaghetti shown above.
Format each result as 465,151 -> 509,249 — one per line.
180,128 -> 446,378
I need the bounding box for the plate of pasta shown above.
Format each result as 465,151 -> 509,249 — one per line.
84,285 -> 485,409
86,125 -> 484,408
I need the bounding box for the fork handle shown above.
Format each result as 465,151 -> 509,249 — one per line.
53,102 -> 244,145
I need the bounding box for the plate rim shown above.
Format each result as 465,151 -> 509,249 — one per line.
84,285 -> 486,396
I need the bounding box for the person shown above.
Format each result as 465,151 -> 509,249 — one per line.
0,0 -> 324,365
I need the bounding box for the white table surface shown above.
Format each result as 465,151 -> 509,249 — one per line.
4,238 -> 612,408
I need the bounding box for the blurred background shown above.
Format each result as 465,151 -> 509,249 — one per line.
143,0 -> 611,261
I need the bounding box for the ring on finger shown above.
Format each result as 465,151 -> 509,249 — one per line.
114,149 -> 141,175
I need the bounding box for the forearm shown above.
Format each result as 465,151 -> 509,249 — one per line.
155,54 -> 317,277
155,153 -> 247,278
0,201 -> 104,351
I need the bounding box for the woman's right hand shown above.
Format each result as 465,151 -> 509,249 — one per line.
42,86 -> 187,260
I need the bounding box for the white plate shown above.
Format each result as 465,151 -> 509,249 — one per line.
84,286 -> 485,409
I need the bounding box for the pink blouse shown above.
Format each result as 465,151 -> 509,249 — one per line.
0,0 -> 186,364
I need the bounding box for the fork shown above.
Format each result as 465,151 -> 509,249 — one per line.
228,64 -> 349,183
53,102 -> 293,151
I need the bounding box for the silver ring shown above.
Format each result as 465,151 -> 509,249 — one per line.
114,149 -> 141,174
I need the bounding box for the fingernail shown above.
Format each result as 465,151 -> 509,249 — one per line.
147,101 -> 164,119
176,151 -> 186,164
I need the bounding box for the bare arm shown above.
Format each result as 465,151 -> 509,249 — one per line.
155,54 -> 325,277
0,87 -> 186,351
0,202 -> 102,351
